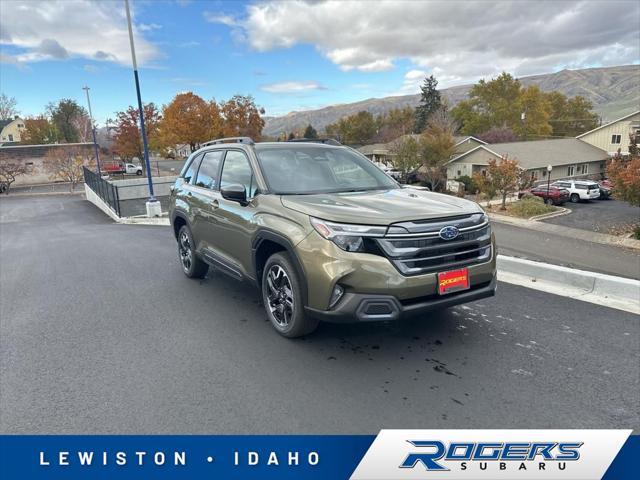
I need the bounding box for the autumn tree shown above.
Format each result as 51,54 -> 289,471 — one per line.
414,75 -> 442,133
43,146 -> 94,192
417,108 -> 457,191
324,111 -> 377,145
21,116 -> 59,144
546,92 -> 599,137
159,92 -> 221,152
606,134 -> 640,206
0,162 -> 26,194
474,156 -> 524,210
390,135 -> 419,182
303,124 -> 318,139
46,99 -> 88,143
112,103 -> 161,161
220,95 -> 265,140
375,107 -> 414,142
0,93 -> 18,120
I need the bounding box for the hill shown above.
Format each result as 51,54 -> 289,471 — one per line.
263,65 -> 639,136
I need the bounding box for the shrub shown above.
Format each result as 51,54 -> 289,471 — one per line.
634,225 -> 640,240
457,175 -> 477,194
510,196 -> 555,218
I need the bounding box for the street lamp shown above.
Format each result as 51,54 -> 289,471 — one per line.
124,0 -> 160,217
82,86 -> 101,175
546,164 -> 553,196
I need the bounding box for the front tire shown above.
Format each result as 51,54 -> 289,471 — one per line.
136,170 -> 142,176
262,252 -> 318,338
570,193 -> 580,203
177,225 -> 208,278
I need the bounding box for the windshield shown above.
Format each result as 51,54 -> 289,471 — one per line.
254,145 -> 398,194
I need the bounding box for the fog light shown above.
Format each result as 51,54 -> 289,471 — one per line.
329,285 -> 344,309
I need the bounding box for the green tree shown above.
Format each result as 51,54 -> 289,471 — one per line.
546,92 -> 599,137
303,124 -> 318,139
516,85 -> 552,139
414,75 -> 442,133
376,106 -> 414,142
47,99 -> 87,143
324,111 -> 377,145
390,135 -> 419,182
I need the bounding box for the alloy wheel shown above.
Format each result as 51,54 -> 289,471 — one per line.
179,231 -> 193,272
265,265 -> 294,327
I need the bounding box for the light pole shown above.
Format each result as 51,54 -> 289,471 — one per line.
546,164 -> 552,196
82,86 -> 101,175
124,0 -> 159,216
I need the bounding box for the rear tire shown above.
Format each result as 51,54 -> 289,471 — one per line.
544,198 -> 554,205
262,252 -> 318,338
136,170 -> 142,176
570,193 -> 580,203
177,225 -> 208,279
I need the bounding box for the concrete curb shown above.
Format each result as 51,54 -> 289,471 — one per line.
497,254 -> 640,315
4,191 -> 84,197
489,212 -> 640,251
118,216 -> 170,226
528,207 -> 571,222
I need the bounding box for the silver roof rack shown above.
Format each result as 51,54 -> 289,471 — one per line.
201,136 -> 255,147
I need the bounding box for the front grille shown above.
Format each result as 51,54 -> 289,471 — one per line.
375,213 -> 492,276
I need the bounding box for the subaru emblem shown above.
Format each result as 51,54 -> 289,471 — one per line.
439,225 -> 459,240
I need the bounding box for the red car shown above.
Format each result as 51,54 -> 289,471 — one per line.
518,185 -> 570,205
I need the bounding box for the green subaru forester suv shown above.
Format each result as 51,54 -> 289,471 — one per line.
169,137 -> 496,337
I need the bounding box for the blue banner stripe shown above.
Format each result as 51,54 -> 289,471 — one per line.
602,435 -> 639,479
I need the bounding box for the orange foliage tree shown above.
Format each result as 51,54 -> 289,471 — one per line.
112,103 -> 161,161
158,92 -> 222,153
473,156 -> 529,210
607,134 -> 640,206
220,95 -> 265,140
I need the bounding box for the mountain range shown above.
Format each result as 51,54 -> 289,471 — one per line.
263,65 -> 639,137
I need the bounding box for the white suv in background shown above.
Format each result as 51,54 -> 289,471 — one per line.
551,180 -> 600,203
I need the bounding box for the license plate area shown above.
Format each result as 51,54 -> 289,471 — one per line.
437,268 -> 470,295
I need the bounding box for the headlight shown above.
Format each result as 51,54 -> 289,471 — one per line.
310,217 -> 386,252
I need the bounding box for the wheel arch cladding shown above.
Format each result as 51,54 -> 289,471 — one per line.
172,214 -> 187,239
252,231 -> 308,305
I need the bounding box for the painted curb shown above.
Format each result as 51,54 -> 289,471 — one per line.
528,207 -> 571,221
497,254 -> 640,315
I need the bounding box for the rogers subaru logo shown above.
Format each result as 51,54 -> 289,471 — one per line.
399,440 -> 583,472
439,225 -> 459,240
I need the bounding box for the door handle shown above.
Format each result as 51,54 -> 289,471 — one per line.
211,199 -> 219,209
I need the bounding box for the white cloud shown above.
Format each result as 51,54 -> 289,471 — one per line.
203,12 -> 239,27
231,0 -> 639,85
261,81 -> 326,94
138,23 -> 162,32
0,0 -> 160,66
392,69 -> 427,96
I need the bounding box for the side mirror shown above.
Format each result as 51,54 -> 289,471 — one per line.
221,183 -> 247,205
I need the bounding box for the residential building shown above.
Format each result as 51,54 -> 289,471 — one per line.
445,138 -> 610,182
577,110 -> 640,156
0,116 -> 26,144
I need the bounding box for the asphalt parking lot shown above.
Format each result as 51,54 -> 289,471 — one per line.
1,195 -> 638,434
542,197 -> 639,234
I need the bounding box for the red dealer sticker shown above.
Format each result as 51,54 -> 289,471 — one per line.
437,268 -> 470,295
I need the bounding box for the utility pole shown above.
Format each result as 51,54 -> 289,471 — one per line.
82,86 -> 101,175
124,0 -> 160,216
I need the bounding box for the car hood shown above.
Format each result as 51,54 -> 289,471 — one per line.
280,188 -> 483,225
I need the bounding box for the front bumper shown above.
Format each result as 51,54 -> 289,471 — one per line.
306,273 -> 497,323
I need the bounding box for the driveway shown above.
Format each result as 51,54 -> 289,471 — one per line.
1,195 -> 638,434
542,197 -> 639,234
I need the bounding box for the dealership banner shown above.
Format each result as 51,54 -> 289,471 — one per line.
0,430 -> 636,479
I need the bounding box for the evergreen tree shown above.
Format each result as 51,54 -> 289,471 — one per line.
303,124 -> 318,139
414,75 -> 441,133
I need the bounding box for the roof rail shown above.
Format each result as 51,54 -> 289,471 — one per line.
201,136 -> 255,147
287,138 -> 342,146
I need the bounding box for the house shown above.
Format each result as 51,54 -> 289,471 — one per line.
577,110 -> 640,156
357,135 -> 485,167
446,138 -> 610,182
0,116 -> 26,144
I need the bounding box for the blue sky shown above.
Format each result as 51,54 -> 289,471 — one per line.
1,0 -> 638,126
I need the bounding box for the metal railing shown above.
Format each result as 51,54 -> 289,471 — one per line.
83,166 -> 121,216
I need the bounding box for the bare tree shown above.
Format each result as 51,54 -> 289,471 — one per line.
43,146 -> 94,192
417,107 -> 457,191
0,161 -> 27,194
0,94 -> 18,121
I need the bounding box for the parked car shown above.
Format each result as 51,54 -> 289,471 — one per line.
169,137 -> 496,337
597,180 -> 613,199
519,185 -> 570,205
551,180 -> 600,203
